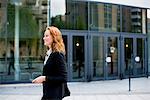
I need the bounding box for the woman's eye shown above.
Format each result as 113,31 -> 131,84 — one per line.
44,35 -> 48,37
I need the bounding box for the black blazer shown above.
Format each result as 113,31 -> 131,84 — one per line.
42,52 -> 70,99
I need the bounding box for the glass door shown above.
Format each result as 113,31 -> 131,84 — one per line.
92,35 -> 104,79
123,36 -> 147,77
124,38 -> 134,76
62,35 -> 70,80
62,31 -> 87,82
105,36 -> 119,79
135,38 -> 146,75
92,34 -> 119,80
72,35 -> 85,80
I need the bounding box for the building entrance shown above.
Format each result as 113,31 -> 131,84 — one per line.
121,35 -> 148,78
62,31 -> 87,81
62,30 -> 148,81
91,33 -> 120,80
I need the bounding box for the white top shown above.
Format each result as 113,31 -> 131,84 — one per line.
44,49 -> 52,65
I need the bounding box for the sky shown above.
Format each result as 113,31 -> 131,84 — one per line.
148,10 -> 150,18
51,0 -> 66,17
51,0 -> 150,18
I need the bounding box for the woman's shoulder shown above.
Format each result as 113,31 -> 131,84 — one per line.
51,52 -> 65,58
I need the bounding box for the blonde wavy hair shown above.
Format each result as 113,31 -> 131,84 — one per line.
46,26 -> 66,55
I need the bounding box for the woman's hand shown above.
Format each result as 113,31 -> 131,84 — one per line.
32,76 -> 46,83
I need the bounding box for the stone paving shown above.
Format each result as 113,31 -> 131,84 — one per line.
0,77 -> 150,100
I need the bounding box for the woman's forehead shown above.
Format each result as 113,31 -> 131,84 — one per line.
44,30 -> 50,35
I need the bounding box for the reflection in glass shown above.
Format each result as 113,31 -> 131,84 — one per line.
148,9 -> 150,36
107,37 -> 118,77
73,36 -> 84,79
51,1 -> 88,30
51,0 -> 66,29
51,1 -> 147,33
135,38 -> 145,75
122,7 -> 147,33
124,38 -> 133,75
0,1 -> 45,82
124,38 -> 145,76
51,0 -> 66,17
62,35 -> 67,61
92,36 -> 104,77
148,9 -> 150,19
90,3 -> 120,32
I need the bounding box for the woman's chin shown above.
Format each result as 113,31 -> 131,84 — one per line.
44,43 -> 47,46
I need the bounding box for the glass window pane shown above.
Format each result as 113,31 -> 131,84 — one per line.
73,36 -> 85,79
107,37 -> 118,77
136,38 -> 145,74
92,36 -> 104,77
90,3 -> 120,32
0,0 -> 45,82
122,7 -> 147,33
51,0 -> 88,30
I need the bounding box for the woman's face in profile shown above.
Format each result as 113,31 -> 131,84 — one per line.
43,30 -> 53,47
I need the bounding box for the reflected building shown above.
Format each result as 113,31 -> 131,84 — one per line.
0,0 -> 7,57
148,18 -> 150,33
0,0 -> 47,83
64,2 -> 147,33
65,1 -> 88,30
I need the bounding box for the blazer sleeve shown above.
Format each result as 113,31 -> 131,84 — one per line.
45,52 -> 68,83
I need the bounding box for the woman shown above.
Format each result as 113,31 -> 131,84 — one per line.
32,26 -> 70,100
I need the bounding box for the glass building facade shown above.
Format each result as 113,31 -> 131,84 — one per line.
0,0 -> 149,83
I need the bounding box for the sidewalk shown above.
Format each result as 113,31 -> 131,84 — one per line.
0,77 -> 150,100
